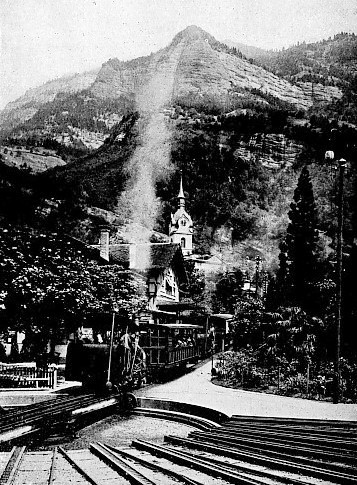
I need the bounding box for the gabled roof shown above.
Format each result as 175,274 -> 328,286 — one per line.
96,242 -> 187,283
145,243 -> 187,283
170,208 -> 193,227
108,244 -> 130,266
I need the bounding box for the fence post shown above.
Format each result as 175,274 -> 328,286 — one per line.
52,366 -> 57,389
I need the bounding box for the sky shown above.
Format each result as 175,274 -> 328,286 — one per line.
1,0 -> 356,109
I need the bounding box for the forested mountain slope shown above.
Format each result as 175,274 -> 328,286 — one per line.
225,33 -> 357,124
0,27 -> 356,272
2,25 -> 349,140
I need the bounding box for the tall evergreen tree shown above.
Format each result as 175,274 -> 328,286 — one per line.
277,166 -> 319,311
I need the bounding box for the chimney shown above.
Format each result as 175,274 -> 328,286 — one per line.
99,227 -> 110,262
129,244 -> 136,269
129,243 -> 151,270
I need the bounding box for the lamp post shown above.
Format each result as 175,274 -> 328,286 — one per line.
255,256 -> 261,298
325,151 -> 347,404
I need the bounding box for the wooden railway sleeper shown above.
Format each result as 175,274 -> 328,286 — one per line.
193,427 -> 357,457
0,446 -> 26,485
48,447 -> 57,485
128,440 -> 311,485
230,415 -> 357,429
105,444 -> 204,485
0,395 -> 108,436
164,435 -> 357,485
189,432 -> 357,473
58,446 -> 104,485
0,396 -> 95,433
90,442 -> 156,485
190,430 -> 357,467
0,395 -> 95,427
224,421 -> 357,440
223,422 -> 357,446
132,438 -> 275,485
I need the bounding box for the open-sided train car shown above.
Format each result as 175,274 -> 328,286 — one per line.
139,322 -> 204,380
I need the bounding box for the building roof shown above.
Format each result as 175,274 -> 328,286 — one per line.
96,242 -> 187,283
210,313 -> 234,320
170,207 -> 193,227
178,176 -> 185,199
109,244 -> 130,265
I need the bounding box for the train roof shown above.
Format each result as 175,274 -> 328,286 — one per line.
144,322 -> 203,329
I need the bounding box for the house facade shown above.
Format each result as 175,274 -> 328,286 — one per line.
96,228 -> 187,316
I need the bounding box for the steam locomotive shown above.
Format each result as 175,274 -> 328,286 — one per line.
65,339 -> 146,392
65,320 -> 206,390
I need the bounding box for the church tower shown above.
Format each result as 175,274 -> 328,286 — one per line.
169,175 -> 193,256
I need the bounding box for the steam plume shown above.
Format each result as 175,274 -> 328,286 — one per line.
118,44 -> 183,267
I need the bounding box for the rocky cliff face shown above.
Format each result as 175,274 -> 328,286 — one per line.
231,133 -> 302,169
0,70 -> 99,131
90,26 -> 314,110
1,26 -> 351,136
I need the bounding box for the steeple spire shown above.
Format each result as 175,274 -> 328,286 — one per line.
178,172 -> 185,208
170,170 -> 193,256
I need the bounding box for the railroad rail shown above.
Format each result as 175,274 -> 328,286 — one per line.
0,394 -> 121,446
0,407 -> 355,484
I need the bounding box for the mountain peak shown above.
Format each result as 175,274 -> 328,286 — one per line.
172,25 -> 214,43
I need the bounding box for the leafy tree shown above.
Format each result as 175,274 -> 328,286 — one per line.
0,225 -> 146,357
212,269 -> 244,314
230,296 -> 265,350
180,260 -> 206,309
265,307 -> 320,369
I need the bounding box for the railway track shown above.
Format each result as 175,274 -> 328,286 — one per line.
0,394 -> 120,446
0,412 -> 355,484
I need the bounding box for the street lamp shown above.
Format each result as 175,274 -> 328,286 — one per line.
255,256 -> 261,298
325,151 -> 347,404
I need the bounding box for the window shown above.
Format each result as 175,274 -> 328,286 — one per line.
181,219 -> 187,226
181,237 -> 186,248
165,281 -> 173,295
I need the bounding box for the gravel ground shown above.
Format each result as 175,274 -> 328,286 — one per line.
59,414 -> 196,450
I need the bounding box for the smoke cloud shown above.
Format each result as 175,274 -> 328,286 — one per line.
117,44 -> 184,268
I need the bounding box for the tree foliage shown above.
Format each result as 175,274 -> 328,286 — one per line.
275,166 -> 320,311
0,225 -> 146,354
212,269 -> 244,314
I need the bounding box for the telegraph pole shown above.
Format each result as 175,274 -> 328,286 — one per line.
334,158 -> 346,403
325,150 -> 346,404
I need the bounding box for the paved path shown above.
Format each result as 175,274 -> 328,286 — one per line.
135,360 -> 357,421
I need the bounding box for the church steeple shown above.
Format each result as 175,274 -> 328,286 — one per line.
169,172 -> 193,256
178,174 -> 185,208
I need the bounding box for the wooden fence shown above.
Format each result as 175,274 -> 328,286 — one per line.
0,363 -> 58,389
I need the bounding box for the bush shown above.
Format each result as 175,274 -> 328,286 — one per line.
278,373 -> 308,396
214,350 -> 357,402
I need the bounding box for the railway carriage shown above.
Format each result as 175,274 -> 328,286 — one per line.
138,321 -> 204,380
65,318 -> 205,389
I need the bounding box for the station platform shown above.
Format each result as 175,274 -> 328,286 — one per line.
0,381 -> 82,407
